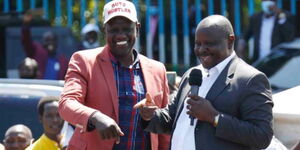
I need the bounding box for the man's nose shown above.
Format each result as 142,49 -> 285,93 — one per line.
195,45 -> 205,52
52,115 -> 62,122
115,32 -> 127,40
10,142 -> 21,149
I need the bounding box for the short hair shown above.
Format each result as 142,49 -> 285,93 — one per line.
196,15 -> 234,38
37,96 -> 59,116
18,57 -> 38,68
18,57 -> 38,75
42,31 -> 57,40
4,124 -> 32,139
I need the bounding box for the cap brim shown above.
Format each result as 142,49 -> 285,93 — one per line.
104,14 -> 137,24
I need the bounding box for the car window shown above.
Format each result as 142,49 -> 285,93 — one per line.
269,56 -> 300,89
0,95 -> 43,141
253,48 -> 300,90
0,79 -> 63,142
254,49 -> 291,77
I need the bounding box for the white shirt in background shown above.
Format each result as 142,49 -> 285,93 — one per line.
259,15 -> 275,60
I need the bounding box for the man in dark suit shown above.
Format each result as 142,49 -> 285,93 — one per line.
134,15 -> 274,150
240,0 -> 295,63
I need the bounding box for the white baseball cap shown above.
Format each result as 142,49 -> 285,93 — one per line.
103,0 -> 138,24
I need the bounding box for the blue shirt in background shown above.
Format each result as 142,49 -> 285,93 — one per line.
44,57 -> 59,80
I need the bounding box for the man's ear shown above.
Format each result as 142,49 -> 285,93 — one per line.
228,35 -> 235,49
136,22 -> 141,37
30,138 -> 35,145
38,115 -> 42,123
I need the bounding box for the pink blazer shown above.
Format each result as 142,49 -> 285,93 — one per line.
59,46 -> 170,150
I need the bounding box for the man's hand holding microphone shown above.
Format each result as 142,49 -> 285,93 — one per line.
186,95 -> 219,126
187,69 -> 219,126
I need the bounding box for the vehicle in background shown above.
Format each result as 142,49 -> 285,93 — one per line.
272,85 -> 300,149
253,38 -> 300,93
0,79 -> 63,141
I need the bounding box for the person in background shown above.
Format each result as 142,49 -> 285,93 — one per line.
0,143 -> 4,150
21,12 -> 68,80
80,23 -> 101,50
18,57 -> 39,79
239,0 -> 295,63
58,0 -> 170,149
3,124 -> 33,150
134,15 -> 273,150
26,96 -> 64,150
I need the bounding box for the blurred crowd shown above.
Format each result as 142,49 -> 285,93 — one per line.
17,12 -> 101,80
7,1 -> 297,81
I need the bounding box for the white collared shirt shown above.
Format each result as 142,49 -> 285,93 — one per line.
171,51 -> 236,150
259,15 -> 275,60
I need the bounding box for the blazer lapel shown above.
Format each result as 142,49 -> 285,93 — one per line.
172,68 -> 195,128
206,56 -> 239,104
173,78 -> 190,126
97,46 -> 119,121
139,56 -> 153,95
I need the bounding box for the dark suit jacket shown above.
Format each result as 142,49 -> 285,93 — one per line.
144,56 -> 274,150
244,11 -> 295,63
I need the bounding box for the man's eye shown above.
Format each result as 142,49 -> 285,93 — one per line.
207,42 -> 215,46
124,28 -> 132,32
195,43 -> 201,47
18,138 -> 27,143
110,29 -> 118,33
45,114 -> 54,118
5,140 -> 14,144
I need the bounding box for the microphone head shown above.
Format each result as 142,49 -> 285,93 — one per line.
189,69 -> 202,86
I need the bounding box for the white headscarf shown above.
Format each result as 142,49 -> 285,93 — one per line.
81,23 -> 100,49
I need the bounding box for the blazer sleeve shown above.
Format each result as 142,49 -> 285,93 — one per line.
144,72 -> 190,134
144,98 -> 177,134
215,73 -> 273,149
58,52 -> 97,132
156,63 -> 171,150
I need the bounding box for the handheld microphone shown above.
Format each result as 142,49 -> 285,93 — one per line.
188,69 -> 202,126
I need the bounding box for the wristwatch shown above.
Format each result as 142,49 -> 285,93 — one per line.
213,114 -> 220,127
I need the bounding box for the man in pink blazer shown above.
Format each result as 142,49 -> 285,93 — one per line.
58,0 -> 170,150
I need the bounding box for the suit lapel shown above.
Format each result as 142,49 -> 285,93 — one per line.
271,15 -> 280,47
97,46 -> 119,121
172,69 -> 195,128
174,78 -> 190,124
139,56 -> 153,95
206,56 -> 239,104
